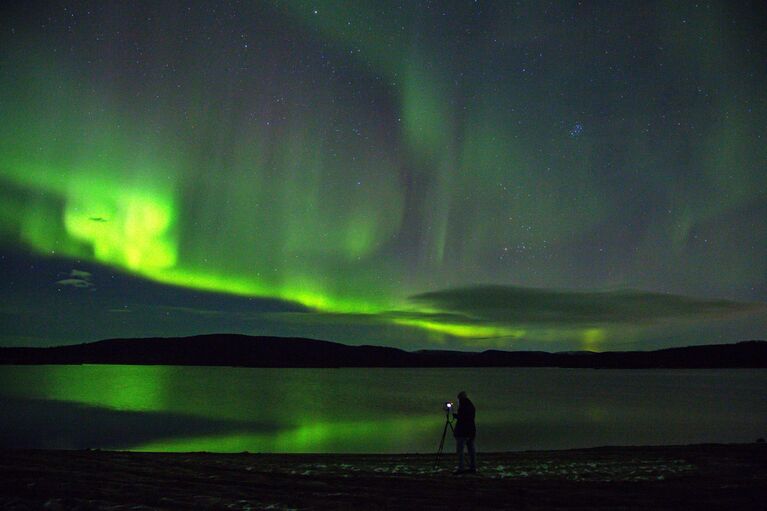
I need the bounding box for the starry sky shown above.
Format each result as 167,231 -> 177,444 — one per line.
0,0 -> 765,351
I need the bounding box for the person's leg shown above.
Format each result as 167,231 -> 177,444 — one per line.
456,437 -> 466,471
467,437 -> 477,470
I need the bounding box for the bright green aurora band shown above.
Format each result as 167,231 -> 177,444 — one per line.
0,1 -> 765,349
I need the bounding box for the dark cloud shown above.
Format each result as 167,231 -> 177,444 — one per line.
56,269 -> 94,289
70,269 -> 92,279
407,286 -> 767,326
55,278 -> 92,288
251,286 -> 767,349
263,286 -> 765,332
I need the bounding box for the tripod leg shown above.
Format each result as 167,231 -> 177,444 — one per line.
434,419 -> 450,469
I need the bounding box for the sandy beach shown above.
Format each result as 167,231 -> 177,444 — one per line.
1,443 -> 765,509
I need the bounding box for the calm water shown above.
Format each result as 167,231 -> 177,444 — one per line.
1,366 -> 765,453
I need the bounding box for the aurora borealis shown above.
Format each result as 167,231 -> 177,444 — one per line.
0,1 -> 765,350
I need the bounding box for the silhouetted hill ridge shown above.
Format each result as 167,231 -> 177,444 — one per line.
0,336 -> 765,368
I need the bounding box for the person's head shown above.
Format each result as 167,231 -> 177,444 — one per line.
457,390 -> 467,401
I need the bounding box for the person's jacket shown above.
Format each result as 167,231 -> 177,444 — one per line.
453,397 -> 476,438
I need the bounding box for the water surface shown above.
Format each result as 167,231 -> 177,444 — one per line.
1,366 -> 764,452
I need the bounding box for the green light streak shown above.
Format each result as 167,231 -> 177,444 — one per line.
392,318 -> 526,340
2,2 -> 764,348
0,49 -> 404,317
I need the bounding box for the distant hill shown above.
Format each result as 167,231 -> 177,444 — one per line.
0,335 -> 765,368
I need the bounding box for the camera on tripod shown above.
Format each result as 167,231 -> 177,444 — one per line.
443,401 -> 453,412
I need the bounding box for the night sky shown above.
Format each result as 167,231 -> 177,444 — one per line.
1,1 -> 765,351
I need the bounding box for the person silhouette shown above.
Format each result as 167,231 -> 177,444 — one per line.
453,390 -> 476,474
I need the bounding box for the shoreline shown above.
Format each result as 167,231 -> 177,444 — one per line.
2,443 -> 765,509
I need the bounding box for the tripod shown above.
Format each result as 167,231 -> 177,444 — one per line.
434,407 -> 455,469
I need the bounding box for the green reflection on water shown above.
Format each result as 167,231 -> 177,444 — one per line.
0,365 -> 445,452
135,416 -> 437,453
3,365 -> 766,453
0,364 -> 171,412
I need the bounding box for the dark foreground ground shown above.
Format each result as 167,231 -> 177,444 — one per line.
1,443 -> 765,510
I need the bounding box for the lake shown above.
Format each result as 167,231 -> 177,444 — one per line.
1,366 -> 765,453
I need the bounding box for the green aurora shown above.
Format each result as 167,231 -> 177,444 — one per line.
0,1 -> 765,350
